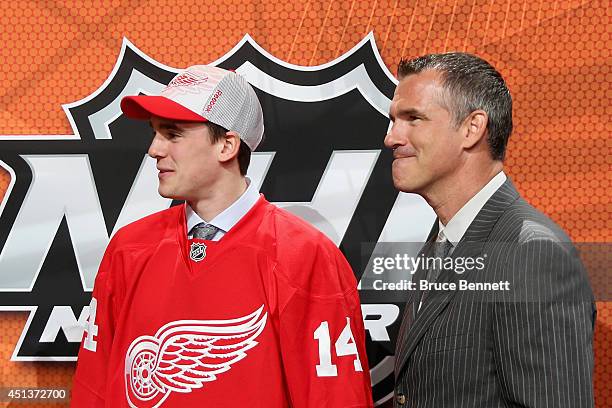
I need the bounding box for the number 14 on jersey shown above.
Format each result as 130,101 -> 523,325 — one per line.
313,317 -> 363,377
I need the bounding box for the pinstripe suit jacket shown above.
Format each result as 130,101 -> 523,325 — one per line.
393,179 -> 596,408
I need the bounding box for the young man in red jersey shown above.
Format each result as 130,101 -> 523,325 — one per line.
71,65 -> 373,408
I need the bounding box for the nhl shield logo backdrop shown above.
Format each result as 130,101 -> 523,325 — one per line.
1,1 -> 610,405
0,34 -> 431,405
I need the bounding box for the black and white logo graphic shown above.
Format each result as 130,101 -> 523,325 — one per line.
0,34 -> 433,405
189,242 -> 207,262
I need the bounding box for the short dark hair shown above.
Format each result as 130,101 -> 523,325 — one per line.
205,122 -> 252,176
398,53 -> 513,161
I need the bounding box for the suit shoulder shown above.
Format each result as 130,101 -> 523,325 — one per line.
483,193 -> 579,270
497,197 -> 572,244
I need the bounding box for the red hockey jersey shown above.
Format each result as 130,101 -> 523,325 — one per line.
71,196 -> 373,407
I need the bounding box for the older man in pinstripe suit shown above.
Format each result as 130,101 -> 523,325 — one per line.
385,53 -> 595,407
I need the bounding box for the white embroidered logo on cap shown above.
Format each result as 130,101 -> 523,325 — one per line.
167,71 -> 208,89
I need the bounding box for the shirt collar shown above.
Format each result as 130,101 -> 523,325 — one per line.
186,177 -> 260,234
438,171 -> 507,246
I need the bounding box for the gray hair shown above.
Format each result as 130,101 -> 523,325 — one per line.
398,53 -> 513,161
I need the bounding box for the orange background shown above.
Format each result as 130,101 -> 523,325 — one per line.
0,0 -> 609,406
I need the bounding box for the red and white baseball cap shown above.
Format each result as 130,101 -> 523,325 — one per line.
121,65 -> 264,151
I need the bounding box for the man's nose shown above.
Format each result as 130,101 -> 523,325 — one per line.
148,133 -> 166,158
384,124 -> 403,150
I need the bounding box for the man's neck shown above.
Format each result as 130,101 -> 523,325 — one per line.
188,176 -> 248,222
425,162 -> 504,225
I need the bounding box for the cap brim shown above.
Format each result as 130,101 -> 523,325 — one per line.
120,95 -> 208,122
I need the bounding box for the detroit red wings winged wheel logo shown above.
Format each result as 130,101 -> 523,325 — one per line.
124,306 -> 267,407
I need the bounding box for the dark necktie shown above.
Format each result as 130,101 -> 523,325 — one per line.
191,223 -> 220,240
427,234 -> 453,284
419,231 -> 453,310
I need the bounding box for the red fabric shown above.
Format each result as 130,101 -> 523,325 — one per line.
120,95 -> 208,121
71,196 -> 373,407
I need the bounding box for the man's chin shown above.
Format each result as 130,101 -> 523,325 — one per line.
392,178 -> 422,194
157,188 -> 181,200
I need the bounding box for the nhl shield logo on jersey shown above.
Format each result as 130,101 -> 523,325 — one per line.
189,242 -> 207,262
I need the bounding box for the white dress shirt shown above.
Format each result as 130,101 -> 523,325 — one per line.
439,171 -> 507,248
418,171 -> 506,311
186,177 -> 260,241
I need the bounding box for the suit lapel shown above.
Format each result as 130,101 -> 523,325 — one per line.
394,226 -> 438,374
410,227 -> 439,321
395,179 -> 520,376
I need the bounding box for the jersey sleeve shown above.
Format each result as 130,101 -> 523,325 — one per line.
70,240 -> 119,407
277,243 -> 373,408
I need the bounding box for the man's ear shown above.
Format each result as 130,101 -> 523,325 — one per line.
461,110 -> 488,150
218,131 -> 241,163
